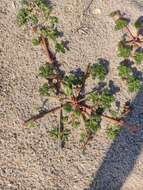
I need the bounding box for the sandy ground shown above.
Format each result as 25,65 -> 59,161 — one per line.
1,0 -> 143,189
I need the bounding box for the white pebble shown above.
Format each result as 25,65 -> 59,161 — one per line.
12,1 -> 16,9
92,9 -> 101,15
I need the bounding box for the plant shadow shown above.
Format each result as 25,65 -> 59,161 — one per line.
45,0 -> 52,6
85,90 -> 143,190
120,59 -> 143,80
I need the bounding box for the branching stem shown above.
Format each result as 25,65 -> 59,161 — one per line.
124,25 -> 136,40
40,35 -> 54,64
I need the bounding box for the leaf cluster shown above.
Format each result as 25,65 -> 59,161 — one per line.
38,64 -> 58,96
111,11 -> 143,94
90,62 -> 107,81
118,64 -> 141,92
50,128 -> 69,143
62,74 -> 83,96
36,60 -> 117,146
17,0 -> 65,54
107,125 -> 121,139
89,89 -> 115,109
115,18 -> 129,31
19,8 -> 143,150
112,11 -> 143,64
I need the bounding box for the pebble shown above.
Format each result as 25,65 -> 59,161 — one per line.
12,1 -> 16,9
92,8 -> 101,15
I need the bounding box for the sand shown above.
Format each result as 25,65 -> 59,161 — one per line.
1,0 -> 143,189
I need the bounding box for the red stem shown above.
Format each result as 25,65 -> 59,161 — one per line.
81,133 -> 93,150
24,106 -> 61,124
41,35 -> 54,64
102,115 -> 139,133
124,26 -> 136,40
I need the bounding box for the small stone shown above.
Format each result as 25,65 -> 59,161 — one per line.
92,9 -> 101,15
12,1 -> 16,9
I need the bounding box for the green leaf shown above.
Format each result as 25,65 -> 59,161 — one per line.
17,8 -> 30,26
85,115 -> 101,134
89,92 -> 99,104
30,15 -> 38,25
110,110 -> 118,119
63,74 -> 82,86
115,18 -> 129,30
135,19 -> 143,29
63,84 -> 73,96
62,129 -> 70,142
55,43 -> 65,53
107,125 -> 121,140
134,51 -> 143,64
27,121 -> 37,128
35,0 -> 52,18
62,74 -> 82,96
118,65 -> 132,79
50,16 -> 58,26
99,89 -> 115,108
50,128 -> 70,142
72,121 -> 80,128
90,63 -> 106,81
80,133 -> 87,143
73,109 -> 81,117
128,77 -> 141,92
39,83 -> 49,96
64,74 -> 82,86
39,64 -> 53,78
40,28 -> 48,36
118,41 -> 132,58
32,38 -> 40,46
62,116 -> 68,123
63,103 -> 73,113
50,128 -> 59,139
43,6 -> 52,18
48,29 -> 60,41
35,0 -> 45,6
89,89 -> 115,109
41,28 -> 60,41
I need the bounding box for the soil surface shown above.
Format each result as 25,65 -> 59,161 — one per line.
1,0 -> 143,189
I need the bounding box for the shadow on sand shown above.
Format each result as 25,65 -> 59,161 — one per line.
85,91 -> 143,190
